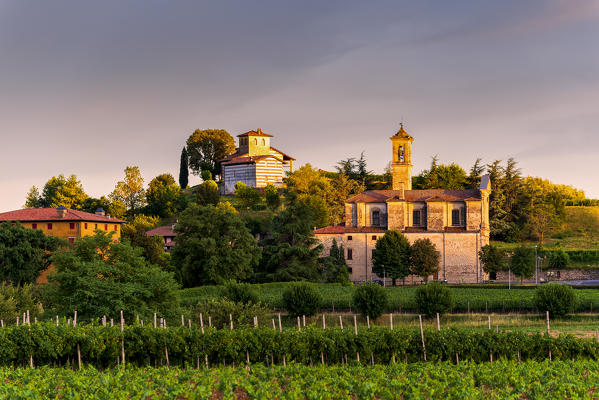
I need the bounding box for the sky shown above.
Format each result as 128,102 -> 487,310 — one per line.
1,0 -> 598,211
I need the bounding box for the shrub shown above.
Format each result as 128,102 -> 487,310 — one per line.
221,282 -> 259,305
282,283 -> 322,317
415,282 -> 454,318
0,284 -> 44,323
191,298 -> 271,329
352,282 -> 388,319
547,250 -> 570,269
534,283 -> 577,318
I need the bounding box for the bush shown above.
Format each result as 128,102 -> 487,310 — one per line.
282,283 -> 322,317
547,250 -> 570,269
221,282 -> 259,305
534,283 -> 577,318
352,282 -> 388,319
191,298 -> 271,329
0,284 -> 43,323
415,282 -> 454,318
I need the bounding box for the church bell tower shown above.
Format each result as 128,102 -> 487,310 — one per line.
390,123 -> 414,192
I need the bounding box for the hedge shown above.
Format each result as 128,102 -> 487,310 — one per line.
1,323 -> 598,368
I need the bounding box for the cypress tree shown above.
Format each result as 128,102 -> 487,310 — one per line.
179,147 -> 189,189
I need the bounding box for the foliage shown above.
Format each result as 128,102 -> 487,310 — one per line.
221,281 -> 259,305
510,246 -> 536,279
547,249 -> 570,269
534,283 -> 577,318
479,244 -> 507,276
178,146 -> 189,189
200,169 -> 212,181
186,129 -> 235,177
171,204 -> 261,287
335,152 -> 373,187
81,196 -> 125,219
322,239 -> 350,285
120,215 -> 172,274
145,173 -> 180,218
110,166 -> 145,215
264,184 -> 281,210
191,298 -> 271,329
352,282 -> 388,319
194,180 -> 220,206
413,156 -> 468,190
409,238 -> 440,283
256,193 -> 323,282
0,284 -> 43,323
415,282 -> 454,318
372,230 -> 411,285
0,222 -> 62,285
46,231 -> 180,321
282,283 -> 322,317
25,174 -> 88,209
235,181 -> 262,210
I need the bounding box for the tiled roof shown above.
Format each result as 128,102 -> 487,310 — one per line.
346,189 -> 481,203
221,155 -> 282,165
270,146 -> 295,161
0,208 -> 125,223
146,225 -> 177,237
237,129 -> 273,138
314,224 -> 386,234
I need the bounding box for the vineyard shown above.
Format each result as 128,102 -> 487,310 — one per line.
1,360 -> 598,399
1,322 -> 599,368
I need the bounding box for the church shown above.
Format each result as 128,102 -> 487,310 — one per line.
314,124 -> 491,284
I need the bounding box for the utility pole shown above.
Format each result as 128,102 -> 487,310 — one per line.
535,245 -> 538,285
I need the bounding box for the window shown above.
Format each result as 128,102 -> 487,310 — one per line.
451,209 -> 461,226
104,224 -> 108,231
372,210 -> 380,226
261,139 -> 265,145
398,146 -> 405,162
32,223 -> 37,229
254,139 -> 257,144
371,235 -> 377,240
47,223 -> 52,230
413,210 -> 422,226
347,235 -> 353,241
68,237 -> 75,244
347,267 -> 353,274
94,224 -> 98,230
84,223 -> 88,229
347,248 -> 353,260
69,223 -> 75,230
114,225 -> 118,231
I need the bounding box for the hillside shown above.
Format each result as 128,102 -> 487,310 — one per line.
550,206 -> 599,249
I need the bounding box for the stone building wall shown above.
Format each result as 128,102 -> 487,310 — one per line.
496,268 -> 599,282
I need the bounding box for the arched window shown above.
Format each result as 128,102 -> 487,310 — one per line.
254,139 -> 258,144
398,146 -> 405,162
262,139 -> 265,145
372,210 -> 380,226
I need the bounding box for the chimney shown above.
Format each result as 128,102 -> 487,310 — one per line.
57,206 -> 67,218
95,208 -> 105,216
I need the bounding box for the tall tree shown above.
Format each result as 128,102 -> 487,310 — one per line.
120,214 -> 173,276
322,239 -> 350,285
110,166 -> 145,216
26,174 -> 88,209
412,156 -> 467,190
171,203 -> 261,287
179,146 -> 189,189
24,186 -> 43,208
372,230 -> 411,286
256,193 -> 324,282
510,245 -> 535,280
478,244 -> 507,278
409,238 -> 440,283
186,129 -> 235,178
146,173 -> 181,218
467,158 -> 485,188
0,222 -> 61,285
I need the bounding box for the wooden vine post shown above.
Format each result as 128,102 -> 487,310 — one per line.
353,315 -> 360,363
418,315 -> 427,362
74,311 -> 81,370
278,313 -> 286,367
120,310 -> 126,367
436,313 -> 440,331
390,313 -> 395,364
546,310 -> 552,360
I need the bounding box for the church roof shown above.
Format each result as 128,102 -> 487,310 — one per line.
391,123 -> 413,140
237,128 -> 273,137
346,189 -> 482,204
314,224 -> 386,234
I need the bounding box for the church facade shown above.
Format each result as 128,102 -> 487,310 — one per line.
219,129 -> 295,195
314,125 -> 491,284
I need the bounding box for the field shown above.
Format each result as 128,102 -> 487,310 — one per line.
2,361 -> 598,399
179,283 -> 599,314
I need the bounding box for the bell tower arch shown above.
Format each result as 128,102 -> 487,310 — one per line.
390,123 -> 414,191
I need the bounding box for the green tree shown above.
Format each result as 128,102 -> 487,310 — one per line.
478,244 -> 507,278
46,231 -> 180,321
467,158 -> 485,188
235,182 -> 262,210
414,157 -> 468,190
256,193 -> 323,282
24,186 -> 43,208
195,180 -> 220,206
510,246 -> 535,280
145,173 -> 181,218
179,146 -> 189,189
322,239 -> 350,285
186,129 -> 235,178
409,238 -> 440,283
171,203 -> 261,287
547,249 -> 569,269
120,215 -> 172,274
264,184 -> 281,210
26,174 -> 89,209
0,222 -> 61,285
111,166 -> 145,215
352,282 -> 388,319
372,230 -> 411,286
415,282 -> 454,317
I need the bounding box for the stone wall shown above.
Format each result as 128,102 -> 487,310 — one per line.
497,268 -> 599,282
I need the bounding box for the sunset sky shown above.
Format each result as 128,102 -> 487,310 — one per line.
1,0 -> 598,210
